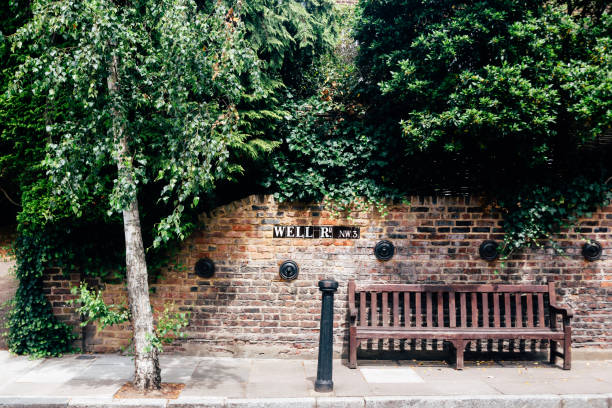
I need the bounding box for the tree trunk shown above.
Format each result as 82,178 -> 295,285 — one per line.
122,196 -> 161,390
107,54 -> 161,391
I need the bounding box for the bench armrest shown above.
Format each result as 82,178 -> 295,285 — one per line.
550,304 -> 574,319
348,280 -> 358,326
349,306 -> 358,324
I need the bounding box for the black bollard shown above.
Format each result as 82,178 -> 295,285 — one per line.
315,279 -> 339,392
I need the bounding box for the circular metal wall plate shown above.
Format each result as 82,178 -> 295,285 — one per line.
582,241 -> 602,261
479,240 -> 499,261
279,260 -> 299,280
374,240 -> 395,261
195,258 -> 215,278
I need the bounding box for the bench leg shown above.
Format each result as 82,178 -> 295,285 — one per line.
452,340 -> 466,370
549,340 -> 557,366
563,327 -> 571,370
348,327 -> 358,369
563,340 -> 571,370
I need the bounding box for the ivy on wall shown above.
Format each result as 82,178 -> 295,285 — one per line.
498,178 -> 612,257
6,232 -> 76,357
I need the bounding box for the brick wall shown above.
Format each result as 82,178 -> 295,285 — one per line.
44,195 -> 611,356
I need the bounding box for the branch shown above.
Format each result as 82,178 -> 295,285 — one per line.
0,186 -> 21,207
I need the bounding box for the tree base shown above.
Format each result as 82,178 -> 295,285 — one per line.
114,382 -> 184,399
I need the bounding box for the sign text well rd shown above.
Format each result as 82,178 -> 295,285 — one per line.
273,226 -> 360,239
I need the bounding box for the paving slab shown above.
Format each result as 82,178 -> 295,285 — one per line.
549,378 -> 612,395
303,359 -> 369,397
182,380 -> 246,398
246,381 -> 310,398
246,359 -> 309,397
161,366 -> 198,384
87,355 -> 132,365
0,351 -> 44,375
0,382 -> 71,397
486,379 -> 568,395
425,379 -> 501,395
249,359 -> 305,383
55,379 -> 125,398
71,363 -> 134,382
191,358 -> 251,384
360,368 -> 424,384
183,358 -> 251,398
14,357 -> 93,383
159,356 -> 205,367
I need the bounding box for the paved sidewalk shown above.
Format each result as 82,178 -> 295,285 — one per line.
0,350 -> 611,407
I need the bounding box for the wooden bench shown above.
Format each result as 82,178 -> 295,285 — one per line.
348,280 -> 573,370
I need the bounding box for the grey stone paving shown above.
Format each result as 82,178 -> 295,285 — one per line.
0,351 -> 611,406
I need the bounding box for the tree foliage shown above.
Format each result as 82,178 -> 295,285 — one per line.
265,7 -> 403,212
9,0 -> 273,246
356,0 -> 611,186
351,0 -> 612,251
1,0 -> 339,357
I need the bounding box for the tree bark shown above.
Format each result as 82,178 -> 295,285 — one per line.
107,53 -> 161,391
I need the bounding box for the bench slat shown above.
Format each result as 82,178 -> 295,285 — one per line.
515,293 -> 523,328
426,292 -> 433,327
415,293 -> 422,327
360,292 -> 366,326
355,284 -> 548,293
355,326 -> 562,333
482,292 -> 489,328
393,292 -> 400,327
449,292 -> 456,328
404,292 -> 410,327
493,293 -> 500,328
437,291 -> 444,327
355,328 -> 565,341
460,292 -> 467,327
382,292 -> 389,327
538,293 -> 545,328
371,292 -> 378,327
526,293 -> 534,327
504,293 -> 511,327
471,293 -> 478,327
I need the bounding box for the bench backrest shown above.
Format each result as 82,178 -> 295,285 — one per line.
348,280 -> 556,329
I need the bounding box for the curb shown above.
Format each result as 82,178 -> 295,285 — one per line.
0,394 -> 610,408
0,397 -> 70,408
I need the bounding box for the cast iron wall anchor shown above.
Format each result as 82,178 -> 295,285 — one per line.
479,240 -> 499,261
194,258 -> 215,278
582,241 -> 602,261
374,240 -> 395,261
279,260 -> 299,280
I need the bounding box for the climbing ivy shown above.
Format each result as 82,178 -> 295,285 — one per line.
6,232 -> 77,357
264,6 -> 404,214
498,178 -> 612,257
